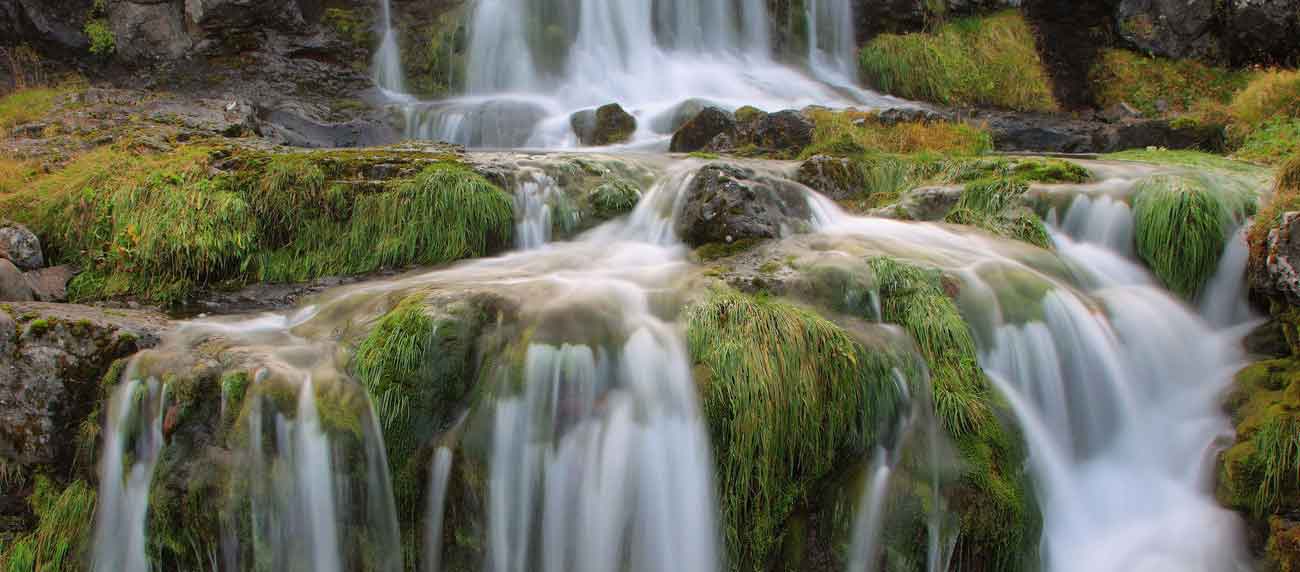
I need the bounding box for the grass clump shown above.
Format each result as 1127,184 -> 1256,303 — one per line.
945,178 -> 1053,249
588,179 -> 641,218
1226,70 -> 1300,166
801,110 -> 993,159
859,11 -> 1057,112
686,288 -> 909,572
1090,49 -> 1252,118
866,257 -> 1038,569
0,87 -> 67,130
0,146 -> 514,305
1132,173 -> 1256,299
0,477 -> 96,572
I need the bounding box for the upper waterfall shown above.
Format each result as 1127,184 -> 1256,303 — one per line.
391,0 -> 909,148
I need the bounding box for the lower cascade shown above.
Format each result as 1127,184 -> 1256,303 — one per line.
75,153 -> 1265,572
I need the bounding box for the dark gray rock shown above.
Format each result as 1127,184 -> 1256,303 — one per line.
257,106 -> 400,148
108,0 -> 193,61
0,260 -> 34,302
0,222 -> 42,271
675,164 -> 813,247
570,103 -> 637,146
796,155 -> 867,201
3,0 -> 92,54
670,107 -> 736,153
963,109 -> 1226,153
1116,0 -> 1222,60
743,110 -> 814,156
184,0 -> 307,33
1227,0 -> 1300,62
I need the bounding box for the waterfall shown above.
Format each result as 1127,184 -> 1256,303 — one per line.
514,168 -> 562,249
373,0 -> 407,96
404,0 -> 905,148
90,376 -> 168,572
1199,226 -> 1257,328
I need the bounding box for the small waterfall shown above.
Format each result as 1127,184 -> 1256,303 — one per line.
91,377 -> 168,572
373,0 -> 407,96
423,448 -> 454,572
514,169 -> 562,249
1199,226 -> 1258,328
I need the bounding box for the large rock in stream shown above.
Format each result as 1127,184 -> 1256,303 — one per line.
675,164 -> 813,247
570,103 -> 637,146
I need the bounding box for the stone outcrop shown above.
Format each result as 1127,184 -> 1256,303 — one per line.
670,107 -> 736,153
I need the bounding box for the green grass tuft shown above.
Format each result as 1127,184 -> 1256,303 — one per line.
945,178 -> 1053,249
1132,173 -> 1256,299
687,288 -> 909,572
859,11 -> 1058,112
0,477 -> 96,572
588,179 -> 641,219
801,110 -> 993,160
1089,49 -> 1252,118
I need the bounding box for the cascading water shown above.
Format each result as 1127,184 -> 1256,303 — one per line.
423,447 -> 454,572
90,376 -> 167,572
806,162 -> 1257,571
395,0 -> 910,148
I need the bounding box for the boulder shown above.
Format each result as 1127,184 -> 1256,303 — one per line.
0,221 -> 43,271
1116,0 -> 1222,60
0,260 -> 34,302
885,185 -> 966,221
108,0 -> 194,61
743,110 -> 814,156
25,265 -> 77,302
1255,212 -> 1300,307
0,303 -> 168,471
796,155 -> 867,201
649,98 -> 714,134
670,107 -> 736,153
570,103 -> 638,146
675,164 -> 813,247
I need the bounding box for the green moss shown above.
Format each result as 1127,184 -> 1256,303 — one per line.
1132,173 -> 1256,299
734,106 -> 766,124
694,238 -> 764,261
1222,360 -> 1300,518
686,288 -> 909,572
588,179 -> 641,219
1105,148 -> 1268,175
945,178 -> 1053,249
801,110 -> 993,159
859,11 -> 1058,112
322,8 -> 372,50
0,87 -> 68,130
0,477 -> 96,572
24,318 -> 53,337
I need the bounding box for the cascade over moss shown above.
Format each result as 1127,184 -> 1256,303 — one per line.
866,257 -> 1038,571
686,288 -> 909,572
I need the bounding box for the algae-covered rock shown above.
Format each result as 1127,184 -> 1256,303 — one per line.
797,155 -> 867,200
670,107 -> 736,153
570,103 -> 637,146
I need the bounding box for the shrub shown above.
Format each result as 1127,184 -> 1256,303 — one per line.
1230,70 -> 1300,132
84,19 -> 115,57
859,11 -> 1057,112
1090,49 -> 1252,117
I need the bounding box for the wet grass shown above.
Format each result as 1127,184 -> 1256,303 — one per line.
859,11 -> 1057,112
1132,173 -> 1257,299
686,288 -> 909,572
945,178 -> 1052,249
0,477 -> 96,572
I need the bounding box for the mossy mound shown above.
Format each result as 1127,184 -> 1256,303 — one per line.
866,257 -> 1038,570
1132,173 -> 1257,299
588,179 -> 642,219
686,288 -> 911,572
0,145 -> 513,306
859,11 -> 1058,112
1222,359 -> 1300,517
